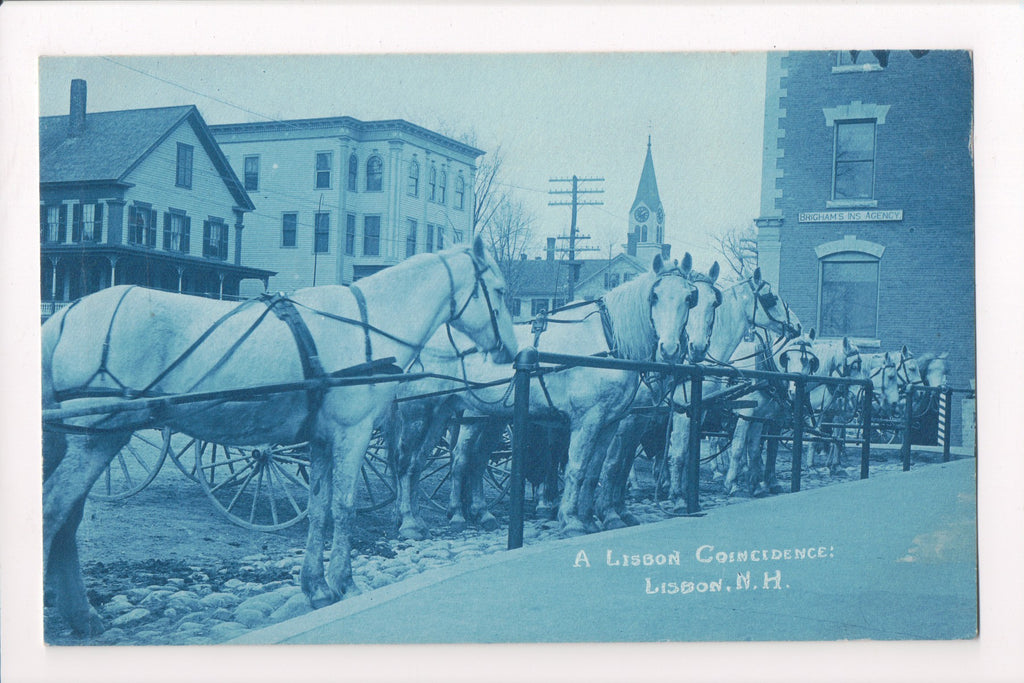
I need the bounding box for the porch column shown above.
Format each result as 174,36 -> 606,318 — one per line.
218,272 -> 225,300
49,256 -> 60,300
176,266 -> 184,293
107,255 -> 119,288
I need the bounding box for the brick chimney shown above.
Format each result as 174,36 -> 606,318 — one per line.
69,79 -> 87,137
546,237 -> 555,261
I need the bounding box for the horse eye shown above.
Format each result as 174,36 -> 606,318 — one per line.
650,292 -> 659,304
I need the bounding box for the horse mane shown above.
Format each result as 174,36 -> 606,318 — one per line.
601,270 -> 661,361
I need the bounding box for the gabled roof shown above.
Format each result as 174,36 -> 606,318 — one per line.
40,105 -> 255,210
631,138 -> 663,212
517,254 -> 647,298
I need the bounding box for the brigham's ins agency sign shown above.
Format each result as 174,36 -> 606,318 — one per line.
799,209 -> 904,223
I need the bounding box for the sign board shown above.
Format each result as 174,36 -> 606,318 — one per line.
799,209 -> 903,223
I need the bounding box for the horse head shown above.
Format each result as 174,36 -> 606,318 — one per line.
916,351 -> 950,388
871,351 -> 902,415
746,267 -> 801,340
685,260 -> 722,363
778,328 -> 822,401
647,252 -> 698,363
444,235 -> 518,364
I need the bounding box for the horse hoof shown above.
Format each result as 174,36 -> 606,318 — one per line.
535,504 -> 558,521
769,484 -> 784,495
479,513 -> 499,532
72,608 -> 105,637
560,519 -> 588,538
602,514 -> 628,531
399,522 -> 427,541
752,484 -> 769,498
585,518 -> 602,534
308,587 -> 338,610
671,500 -> 687,514
619,510 -> 640,527
449,516 -> 468,533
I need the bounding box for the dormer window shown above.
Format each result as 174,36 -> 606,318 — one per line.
366,155 -> 383,192
176,143 -> 193,188
408,159 -> 420,197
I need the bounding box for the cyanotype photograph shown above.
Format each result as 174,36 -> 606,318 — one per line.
4,4 -> 1023,683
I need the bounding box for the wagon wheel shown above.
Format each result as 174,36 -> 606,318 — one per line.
89,428 -> 171,501
356,431 -> 398,513
194,441 -> 311,531
481,425 -> 514,509
164,432 -> 203,483
416,433 -> 455,512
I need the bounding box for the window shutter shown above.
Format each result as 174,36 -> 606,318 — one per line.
149,209 -> 158,246
220,225 -> 228,260
94,203 -> 104,241
203,220 -> 211,256
59,204 -> 67,242
39,204 -> 46,240
72,203 -> 83,242
183,216 -> 191,253
163,212 -> 171,250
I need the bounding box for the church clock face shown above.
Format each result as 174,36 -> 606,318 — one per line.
633,206 -> 650,223
656,207 -> 665,225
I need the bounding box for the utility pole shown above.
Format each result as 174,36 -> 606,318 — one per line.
549,175 -> 603,301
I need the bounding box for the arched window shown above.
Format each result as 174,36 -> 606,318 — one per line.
429,166 -> 437,201
438,170 -> 447,204
407,159 -> 419,197
816,237 -> 884,339
348,154 -> 358,192
455,174 -> 466,210
366,155 -> 383,192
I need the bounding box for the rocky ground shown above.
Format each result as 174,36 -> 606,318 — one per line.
45,451 -> 923,646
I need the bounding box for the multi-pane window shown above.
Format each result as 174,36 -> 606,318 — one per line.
345,214 -> 356,256
363,216 -> 380,256
509,299 -> 522,317
164,211 -> 191,253
833,120 -> 876,201
436,226 -> 444,250
425,224 -> 434,253
282,212 -> 297,247
244,155 -> 259,191
429,166 -> 437,201
41,204 -> 66,243
348,154 -> 358,191
128,205 -> 156,247
407,160 -> 419,197
203,219 -> 228,260
315,152 -> 332,189
366,155 -> 383,192
72,203 -> 103,242
819,256 -> 879,338
604,272 -> 620,289
176,143 -> 193,188
531,299 -> 549,316
438,170 -> 447,204
455,175 -> 465,210
314,212 -> 330,253
406,219 -> 417,257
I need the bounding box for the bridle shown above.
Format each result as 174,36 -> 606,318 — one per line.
780,338 -> 821,375
748,278 -> 800,340
438,250 -> 506,358
648,267 -> 699,361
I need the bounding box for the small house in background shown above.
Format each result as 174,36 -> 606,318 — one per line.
40,80 -> 272,320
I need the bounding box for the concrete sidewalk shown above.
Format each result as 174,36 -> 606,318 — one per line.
233,459 -> 977,644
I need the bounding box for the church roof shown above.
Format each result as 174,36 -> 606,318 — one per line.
630,137 -> 663,212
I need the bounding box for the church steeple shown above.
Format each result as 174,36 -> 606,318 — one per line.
628,137 -> 666,261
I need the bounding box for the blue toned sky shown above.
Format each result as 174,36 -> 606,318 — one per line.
39,53 -> 766,268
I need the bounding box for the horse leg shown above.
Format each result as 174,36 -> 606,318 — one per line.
446,421 -> 476,531
724,412 -> 752,496
389,404 -> 431,541
597,418 -> 640,529
300,438 -> 336,608
665,409 -> 693,513
746,421 -> 769,496
577,420 -> 619,533
466,421 -> 503,531
558,410 -> 609,537
325,419 -> 376,601
43,429 -> 129,635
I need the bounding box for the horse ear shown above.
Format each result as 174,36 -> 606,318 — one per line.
652,254 -> 664,274
939,351 -> 949,359
708,262 -> 720,283
901,344 -> 910,357
752,267 -> 762,285
681,252 -> 692,274
808,328 -> 816,341
472,234 -> 487,262
779,351 -> 790,371
843,336 -> 852,353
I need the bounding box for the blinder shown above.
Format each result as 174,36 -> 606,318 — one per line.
780,340 -> 820,375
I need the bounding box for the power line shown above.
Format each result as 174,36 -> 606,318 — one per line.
548,175 -> 603,300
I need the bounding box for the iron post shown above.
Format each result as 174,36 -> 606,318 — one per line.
902,387 -> 915,472
508,346 -> 538,550
791,380 -> 805,493
942,388 -> 953,463
860,382 -> 873,480
685,370 -> 703,514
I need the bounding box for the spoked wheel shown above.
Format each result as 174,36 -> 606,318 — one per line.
416,434 -> 455,512
481,426 -> 514,509
89,428 -> 170,501
164,432 -> 203,482
194,441 -> 311,531
355,431 -> 398,513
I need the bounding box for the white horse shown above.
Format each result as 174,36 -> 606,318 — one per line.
441,254 -> 701,536
598,268 -> 801,520
41,237 -> 517,634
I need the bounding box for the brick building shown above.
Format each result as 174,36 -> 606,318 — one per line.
209,117 -> 482,295
754,50 -> 975,445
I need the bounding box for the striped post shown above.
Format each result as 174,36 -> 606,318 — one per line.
940,388 -> 952,462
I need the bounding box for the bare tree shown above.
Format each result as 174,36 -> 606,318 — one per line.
481,197 -> 535,305
712,223 -> 759,281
